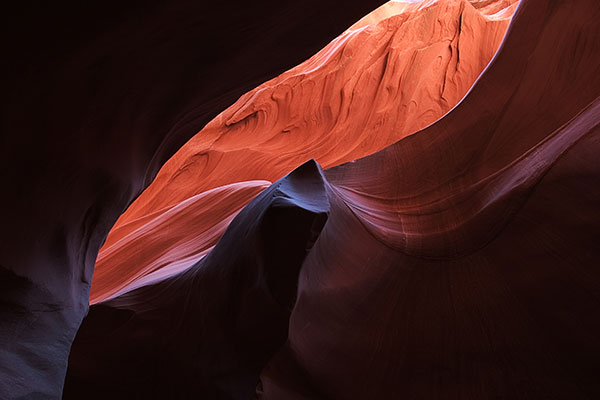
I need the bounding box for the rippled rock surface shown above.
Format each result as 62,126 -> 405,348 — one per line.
93,0 -> 517,304
2,0 -> 599,399
0,1 -> 385,398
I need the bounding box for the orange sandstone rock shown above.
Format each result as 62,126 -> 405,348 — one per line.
91,0 -> 517,303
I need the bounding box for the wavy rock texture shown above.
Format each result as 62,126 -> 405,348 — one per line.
65,161 -> 330,399
91,181 -> 270,301
92,0 -> 518,303
68,0 -> 600,398
258,0 -> 600,398
0,1 -> 387,398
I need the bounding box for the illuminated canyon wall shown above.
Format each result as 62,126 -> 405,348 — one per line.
1,0 -> 599,399
91,0 -> 518,304
0,1 -> 387,398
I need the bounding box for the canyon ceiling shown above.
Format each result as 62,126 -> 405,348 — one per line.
1,0 -> 599,399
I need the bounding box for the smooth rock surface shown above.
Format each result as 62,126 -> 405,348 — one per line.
71,0 -> 600,398
259,0 -> 600,398
65,161 -> 330,399
92,0 -> 517,304
0,1 -> 386,398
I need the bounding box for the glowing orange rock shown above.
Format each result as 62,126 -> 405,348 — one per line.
91,0 -> 517,303
67,0 -> 600,398
91,181 -> 269,301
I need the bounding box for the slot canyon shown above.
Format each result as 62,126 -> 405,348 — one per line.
1,0 -> 599,399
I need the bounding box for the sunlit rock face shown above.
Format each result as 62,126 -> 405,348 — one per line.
66,0 -> 600,398
65,161 -> 331,399
0,1 -> 387,398
256,0 -> 600,398
2,0 -> 599,398
91,0 -> 518,304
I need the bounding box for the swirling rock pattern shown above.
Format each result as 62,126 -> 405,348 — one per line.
258,0 -> 600,398
71,0 -> 600,398
0,0 -> 386,398
65,161 -> 330,399
91,181 -> 270,301
2,0 -> 599,398
92,0 -> 518,303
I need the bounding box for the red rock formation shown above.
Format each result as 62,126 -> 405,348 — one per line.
67,0 -> 600,398
258,0 -> 600,398
0,1 -> 386,398
92,0 -> 518,303
91,181 -> 269,300
65,161 -> 331,399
